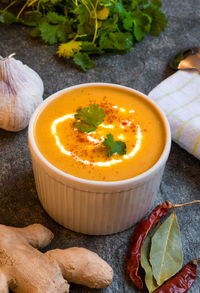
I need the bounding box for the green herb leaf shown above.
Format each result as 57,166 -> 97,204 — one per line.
151,0 -> 162,8
141,223 -> 161,293
150,211 -> 183,286
144,5 -> 167,36
46,12 -> 66,24
99,32 -> 133,51
122,11 -> 134,31
39,23 -> 59,44
30,27 -> 41,37
39,22 -> 68,44
141,235 -> 159,293
0,10 -> 17,24
76,3 -> 94,36
57,40 -> 82,59
81,41 -> 103,54
103,133 -> 126,157
22,11 -> 42,26
97,6 -> 110,20
172,52 -> 184,69
74,104 -> 105,133
1,0 -> 167,71
132,9 -> 152,42
73,52 -> 95,72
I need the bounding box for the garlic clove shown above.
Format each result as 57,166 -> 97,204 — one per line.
0,55 -> 44,131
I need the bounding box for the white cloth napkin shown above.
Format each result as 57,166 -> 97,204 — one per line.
148,70 -> 200,160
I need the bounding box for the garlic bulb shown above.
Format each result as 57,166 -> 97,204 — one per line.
0,54 -> 44,131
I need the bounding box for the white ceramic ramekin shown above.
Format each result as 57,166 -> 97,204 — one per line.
28,83 -> 171,235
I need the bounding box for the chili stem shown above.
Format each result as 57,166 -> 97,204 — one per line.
192,258 -> 200,265
196,257 -> 200,262
167,200 -> 200,208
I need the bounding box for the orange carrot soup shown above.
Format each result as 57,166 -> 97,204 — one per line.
34,85 -> 166,181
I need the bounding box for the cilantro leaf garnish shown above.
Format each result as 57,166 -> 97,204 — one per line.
74,104 -> 105,133
103,133 -> 127,157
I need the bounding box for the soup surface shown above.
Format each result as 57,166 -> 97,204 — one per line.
34,85 -> 166,181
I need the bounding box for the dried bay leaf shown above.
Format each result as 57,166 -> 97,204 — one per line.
150,211 -> 183,286
141,235 -> 159,293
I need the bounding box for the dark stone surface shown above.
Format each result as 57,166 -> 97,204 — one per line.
0,0 -> 200,292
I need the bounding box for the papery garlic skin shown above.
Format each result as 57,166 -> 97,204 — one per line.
0,55 -> 44,131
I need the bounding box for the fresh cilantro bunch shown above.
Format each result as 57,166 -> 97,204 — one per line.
103,133 -> 126,157
74,104 -> 105,133
0,0 -> 167,71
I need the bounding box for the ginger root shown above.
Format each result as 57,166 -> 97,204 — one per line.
0,224 -> 113,292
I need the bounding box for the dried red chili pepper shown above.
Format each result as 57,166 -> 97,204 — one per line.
127,201 -> 170,289
153,260 -> 198,293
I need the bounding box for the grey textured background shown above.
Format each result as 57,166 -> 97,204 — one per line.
0,0 -> 200,292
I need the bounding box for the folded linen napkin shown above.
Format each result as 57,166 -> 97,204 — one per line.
148,70 -> 200,160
